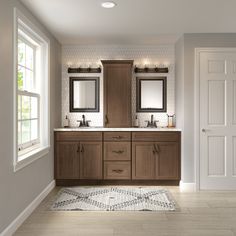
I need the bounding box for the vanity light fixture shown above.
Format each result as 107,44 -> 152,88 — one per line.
134,65 -> 169,74
101,1 -> 117,8
68,66 -> 102,73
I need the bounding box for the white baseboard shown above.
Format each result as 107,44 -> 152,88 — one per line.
179,181 -> 196,192
0,180 -> 55,236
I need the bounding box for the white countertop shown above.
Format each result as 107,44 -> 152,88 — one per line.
54,127 -> 181,132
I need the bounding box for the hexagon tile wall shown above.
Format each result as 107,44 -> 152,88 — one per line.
61,44 -> 175,128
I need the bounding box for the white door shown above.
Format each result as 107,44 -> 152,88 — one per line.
200,50 -> 236,190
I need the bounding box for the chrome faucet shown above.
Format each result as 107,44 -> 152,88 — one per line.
145,114 -> 159,128
77,114 -> 91,127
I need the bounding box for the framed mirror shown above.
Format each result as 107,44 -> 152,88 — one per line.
136,77 -> 167,112
69,77 -> 100,112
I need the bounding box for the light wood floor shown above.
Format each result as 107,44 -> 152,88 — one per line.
14,186 -> 236,236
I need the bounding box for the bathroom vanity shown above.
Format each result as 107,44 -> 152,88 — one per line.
56,60 -> 180,186
54,128 -> 181,186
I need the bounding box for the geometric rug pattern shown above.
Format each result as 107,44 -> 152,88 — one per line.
51,186 -> 175,211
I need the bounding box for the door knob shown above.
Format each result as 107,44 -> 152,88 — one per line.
202,128 -> 210,132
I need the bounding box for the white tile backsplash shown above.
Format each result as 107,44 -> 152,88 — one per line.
61,44 -> 175,127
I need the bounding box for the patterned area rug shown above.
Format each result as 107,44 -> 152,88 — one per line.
51,186 -> 175,211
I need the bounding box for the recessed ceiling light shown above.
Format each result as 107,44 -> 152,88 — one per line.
101,1 -> 116,8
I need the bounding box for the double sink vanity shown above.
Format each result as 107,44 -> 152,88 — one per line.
55,60 -> 181,186
54,128 -> 181,185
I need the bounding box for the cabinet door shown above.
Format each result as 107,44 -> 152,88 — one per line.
103,61 -> 132,127
56,142 -> 80,179
155,142 -> 180,180
80,142 -> 103,179
132,142 -> 156,179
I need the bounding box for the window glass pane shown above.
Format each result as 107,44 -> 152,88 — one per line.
25,69 -> 34,91
31,119 -> 38,140
22,120 -> 30,143
18,95 -> 21,120
18,65 -> 25,90
18,40 -> 25,66
18,121 -> 22,145
22,96 -> 30,119
31,97 -> 38,119
26,45 -> 33,70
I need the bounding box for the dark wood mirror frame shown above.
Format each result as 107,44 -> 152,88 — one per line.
69,77 -> 100,112
136,77 -> 167,112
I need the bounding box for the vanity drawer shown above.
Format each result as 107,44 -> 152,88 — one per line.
103,132 -> 131,141
132,132 -> 180,142
104,142 -> 131,161
55,132 -> 102,141
104,161 -> 131,180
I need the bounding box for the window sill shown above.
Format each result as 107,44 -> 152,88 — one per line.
14,146 -> 50,172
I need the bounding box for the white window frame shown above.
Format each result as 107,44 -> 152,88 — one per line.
13,8 -> 50,172
18,91 -> 40,153
17,35 -> 40,153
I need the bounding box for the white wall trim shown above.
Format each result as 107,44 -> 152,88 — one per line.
0,180 -> 55,236
179,181 -> 196,192
194,47 -> 236,191
14,146 -> 50,172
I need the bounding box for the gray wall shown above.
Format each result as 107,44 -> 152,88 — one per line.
0,0 -> 61,233
175,33 -> 236,183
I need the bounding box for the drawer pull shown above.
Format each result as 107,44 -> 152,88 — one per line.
112,136 -> 123,139
155,144 -> 160,153
112,169 -> 124,174
112,150 -> 124,154
80,145 -> 84,153
105,115 -> 109,124
153,145 -> 157,154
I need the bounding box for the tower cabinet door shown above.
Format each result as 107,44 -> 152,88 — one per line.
80,142 -> 103,179
103,61 -> 133,127
155,142 -> 180,180
56,142 -> 80,179
132,142 -> 156,180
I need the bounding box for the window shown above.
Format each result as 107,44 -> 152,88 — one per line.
14,9 -> 50,171
18,37 -> 40,154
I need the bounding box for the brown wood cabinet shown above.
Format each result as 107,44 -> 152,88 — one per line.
102,60 -> 133,127
56,142 -> 80,179
55,132 -> 103,180
132,142 -> 156,180
80,142 -> 102,179
55,131 -> 181,185
103,131 -> 131,180
104,161 -> 131,180
104,142 -> 131,161
156,142 -> 179,179
132,132 -> 181,180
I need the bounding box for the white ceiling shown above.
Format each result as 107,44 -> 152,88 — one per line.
20,0 -> 236,45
